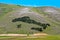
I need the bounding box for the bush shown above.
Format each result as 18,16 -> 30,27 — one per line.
17,24 -> 21,28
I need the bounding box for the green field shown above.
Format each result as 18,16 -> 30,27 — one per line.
0,35 -> 60,40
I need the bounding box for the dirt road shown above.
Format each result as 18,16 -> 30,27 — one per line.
0,33 -> 48,36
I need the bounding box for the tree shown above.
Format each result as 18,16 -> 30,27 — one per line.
46,23 -> 50,26
17,24 -> 21,28
42,24 -> 47,29
39,28 -> 43,32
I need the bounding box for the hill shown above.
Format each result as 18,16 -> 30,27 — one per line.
0,3 -> 60,35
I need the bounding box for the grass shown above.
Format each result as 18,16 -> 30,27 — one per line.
31,8 -> 60,35
0,3 -> 60,35
0,7 -> 60,34
0,6 -> 43,34
0,36 -> 12,38
0,35 -> 60,40
0,3 -> 20,18
0,3 -> 60,40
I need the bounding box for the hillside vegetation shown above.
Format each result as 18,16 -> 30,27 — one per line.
0,3 -> 60,35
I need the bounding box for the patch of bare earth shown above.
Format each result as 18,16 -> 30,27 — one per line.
27,33 -> 48,38
0,33 -> 48,37
32,33 -> 48,36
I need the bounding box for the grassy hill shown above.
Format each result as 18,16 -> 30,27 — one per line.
0,3 -> 60,35
0,3 -> 21,17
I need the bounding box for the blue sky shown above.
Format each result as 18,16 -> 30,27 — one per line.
0,0 -> 60,7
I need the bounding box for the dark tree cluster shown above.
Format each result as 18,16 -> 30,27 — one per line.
41,23 -> 50,29
12,16 -> 50,32
31,27 -> 43,32
12,16 -> 37,24
31,23 -> 50,32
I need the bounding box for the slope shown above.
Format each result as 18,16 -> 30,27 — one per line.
0,4 -> 60,35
